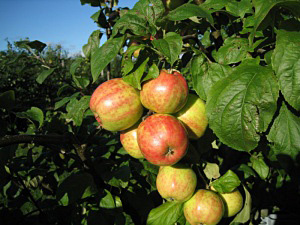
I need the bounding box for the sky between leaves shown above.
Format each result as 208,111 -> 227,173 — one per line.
0,0 -> 138,56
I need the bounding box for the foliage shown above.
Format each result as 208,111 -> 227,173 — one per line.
1,0 -> 300,224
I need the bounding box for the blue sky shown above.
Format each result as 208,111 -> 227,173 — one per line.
0,0 -> 138,55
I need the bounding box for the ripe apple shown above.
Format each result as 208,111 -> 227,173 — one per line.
156,164 -> 197,202
90,78 -> 143,131
140,70 -> 188,114
120,121 -> 144,159
163,0 -> 184,10
184,189 -> 224,225
213,188 -> 244,217
137,114 -> 188,166
174,93 -> 208,139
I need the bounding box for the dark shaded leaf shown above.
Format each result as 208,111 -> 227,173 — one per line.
56,172 -> 97,206
16,107 -> 44,128
267,103 -> 300,161
0,90 -> 15,110
36,68 -> 55,84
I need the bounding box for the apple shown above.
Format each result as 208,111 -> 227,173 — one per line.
194,0 -> 204,5
140,70 -> 188,114
214,188 -> 244,217
163,0 -> 184,10
90,78 -> 143,131
156,164 -> 197,202
129,40 -> 141,58
184,189 -> 224,225
120,121 -> 144,159
174,93 -> 208,139
137,114 -> 188,166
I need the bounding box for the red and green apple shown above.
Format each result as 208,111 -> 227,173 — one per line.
137,114 -> 188,166
90,78 -> 143,131
140,70 -> 188,114
156,164 -> 197,202
184,189 -> 224,225
174,93 -> 208,139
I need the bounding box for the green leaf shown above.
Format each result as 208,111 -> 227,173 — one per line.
82,30 -> 102,59
112,11 -> 152,37
100,189 -> 116,209
211,170 -> 241,193
70,58 -> 90,89
272,30 -> 300,110
65,96 -> 91,126
20,201 -> 37,215
54,92 -> 80,110
203,163 -> 220,180
267,103 -> 300,161
0,90 -> 15,110
264,50 -> 273,65
167,3 -> 214,25
237,164 -> 257,179
91,9 -> 109,28
226,0 -> 252,18
250,0 -> 300,45
147,202 -> 184,225
70,58 -> 85,75
230,185 -> 251,225
36,68 -> 55,84
133,0 -> 165,27
202,0 -> 228,10
206,64 -> 279,151
143,63 -> 159,82
123,58 -> 149,90
202,0 -> 253,18
152,32 -> 182,66
16,107 -> 44,128
191,54 -> 233,100
56,172 -> 97,206
250,155 -> 270,179
212,37 -> 250,64
91,35 -> 125,82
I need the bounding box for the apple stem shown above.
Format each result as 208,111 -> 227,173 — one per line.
194,165 -> 209,189
142,110 -> 155,121
166,147 -> 175,155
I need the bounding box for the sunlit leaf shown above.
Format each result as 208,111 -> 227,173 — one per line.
206,63 -> 279,151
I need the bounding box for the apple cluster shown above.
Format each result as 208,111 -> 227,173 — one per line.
89,69 -> 242,224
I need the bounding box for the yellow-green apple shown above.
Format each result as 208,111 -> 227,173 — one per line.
184,189 -> 224,225
137,114 -> 188,166
120,121 -> 143,159
129,40 -> 141,58
163,0 -> 184,10
90,78 -> 143,131
140,70 -> 188,114
174,93 -> 208,139
156,164 -> 197,202
212,188 -> 244,217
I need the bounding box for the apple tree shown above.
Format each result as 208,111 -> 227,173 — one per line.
1,0 -> 300,224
